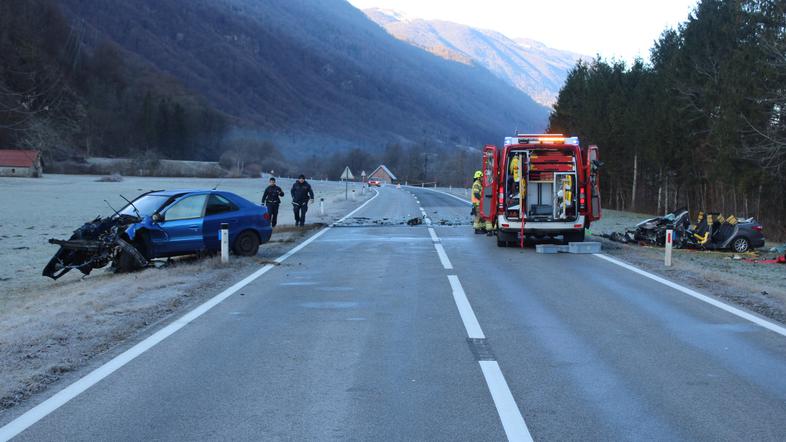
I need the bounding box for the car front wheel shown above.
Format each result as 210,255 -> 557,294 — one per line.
233,230 -> 260,256
115,238 -> 148,272
732,237 -> 750,253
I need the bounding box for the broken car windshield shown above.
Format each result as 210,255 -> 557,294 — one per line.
118,195 -> 171,218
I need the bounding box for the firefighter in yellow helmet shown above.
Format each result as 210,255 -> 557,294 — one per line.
472,170 -> 484,234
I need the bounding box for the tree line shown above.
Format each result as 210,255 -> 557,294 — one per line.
548,0 -> 785,239
290,143 -> 477,188
0,0 -> 228,162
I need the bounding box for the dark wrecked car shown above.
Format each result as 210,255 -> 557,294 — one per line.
633,208 -> 691,246
621,208 -> 765,252
43,190 -> 273,279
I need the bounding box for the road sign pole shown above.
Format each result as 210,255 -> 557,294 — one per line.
665,229 -> 673,267
340,166 -> 354,200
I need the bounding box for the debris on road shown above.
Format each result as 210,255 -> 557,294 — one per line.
406,217 -> 422,226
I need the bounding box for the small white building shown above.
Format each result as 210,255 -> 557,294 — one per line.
0,150 -> 43,177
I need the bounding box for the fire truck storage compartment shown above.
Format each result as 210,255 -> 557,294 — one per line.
526,173 -> 577,221
506,149 -> 578,222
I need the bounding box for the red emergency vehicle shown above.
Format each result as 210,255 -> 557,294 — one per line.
478,134 -> 602,247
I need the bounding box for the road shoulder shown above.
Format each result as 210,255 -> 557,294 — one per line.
0,194 -> 371,420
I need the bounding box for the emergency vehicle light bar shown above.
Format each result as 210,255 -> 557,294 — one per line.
505,135 -> 580,146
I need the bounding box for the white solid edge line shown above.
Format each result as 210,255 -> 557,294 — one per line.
447,275 -> 484,339
0,190 -> 381,442
434,242 -> 452,269
593,253 -> 786,338
479,361 -> 534,442
428,227 -> 440,243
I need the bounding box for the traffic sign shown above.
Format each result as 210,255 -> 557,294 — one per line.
340,166 -> 354,181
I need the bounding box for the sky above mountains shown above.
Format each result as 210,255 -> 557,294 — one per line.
348,0 -> 699,62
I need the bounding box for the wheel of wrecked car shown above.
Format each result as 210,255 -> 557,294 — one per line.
115,239 -> 149,273
732,237 -> 750,253
233,230 -> 260,256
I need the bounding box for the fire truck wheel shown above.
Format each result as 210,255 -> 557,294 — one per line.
497,231 -> 513,247
563,229 -> 585,244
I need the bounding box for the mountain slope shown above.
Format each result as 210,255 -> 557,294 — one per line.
364,8 -> 586,107
0,0 -> 228,161
56,0 -> 549,154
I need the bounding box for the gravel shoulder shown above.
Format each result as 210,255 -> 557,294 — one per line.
0,174 -> 370,415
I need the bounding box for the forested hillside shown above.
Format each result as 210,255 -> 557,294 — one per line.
2,0 -> 547,178
549,0 -> 785,238
0,0 -> 227,161
56,0 -> 547,154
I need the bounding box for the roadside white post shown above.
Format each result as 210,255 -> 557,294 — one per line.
320,198 -> 325,216
220,222 -> 230,264
665,229 -> 673,267
352,189 -> 356,201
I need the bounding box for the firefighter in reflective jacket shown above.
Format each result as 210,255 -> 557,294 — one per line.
472,170 -> 484,234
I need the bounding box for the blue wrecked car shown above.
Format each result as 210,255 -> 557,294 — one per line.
43,189 -> 272,279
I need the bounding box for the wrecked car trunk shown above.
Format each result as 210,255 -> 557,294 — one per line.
42,214 -> 148,280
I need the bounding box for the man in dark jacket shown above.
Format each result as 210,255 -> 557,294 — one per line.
291,174 -> 314,227
262,177 -> 285,227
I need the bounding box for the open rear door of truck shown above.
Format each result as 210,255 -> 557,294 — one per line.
586,145 -> 602,221
479,145 -> 498,222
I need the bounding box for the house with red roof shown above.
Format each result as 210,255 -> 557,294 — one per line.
0,149 -> 43,177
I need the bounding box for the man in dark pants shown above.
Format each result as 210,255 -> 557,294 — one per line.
291,174 -> 314,227
262,177 -> 285,228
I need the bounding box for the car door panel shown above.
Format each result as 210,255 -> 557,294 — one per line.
202,194 -> 241,250
157,194 -> 207,255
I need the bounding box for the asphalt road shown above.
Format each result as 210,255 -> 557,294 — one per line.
4,185 -> 786,441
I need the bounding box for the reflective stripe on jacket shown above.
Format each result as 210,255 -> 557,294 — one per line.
471,179 -> 482,205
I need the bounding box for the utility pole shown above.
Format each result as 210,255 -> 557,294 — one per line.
424,153 -> 429,183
